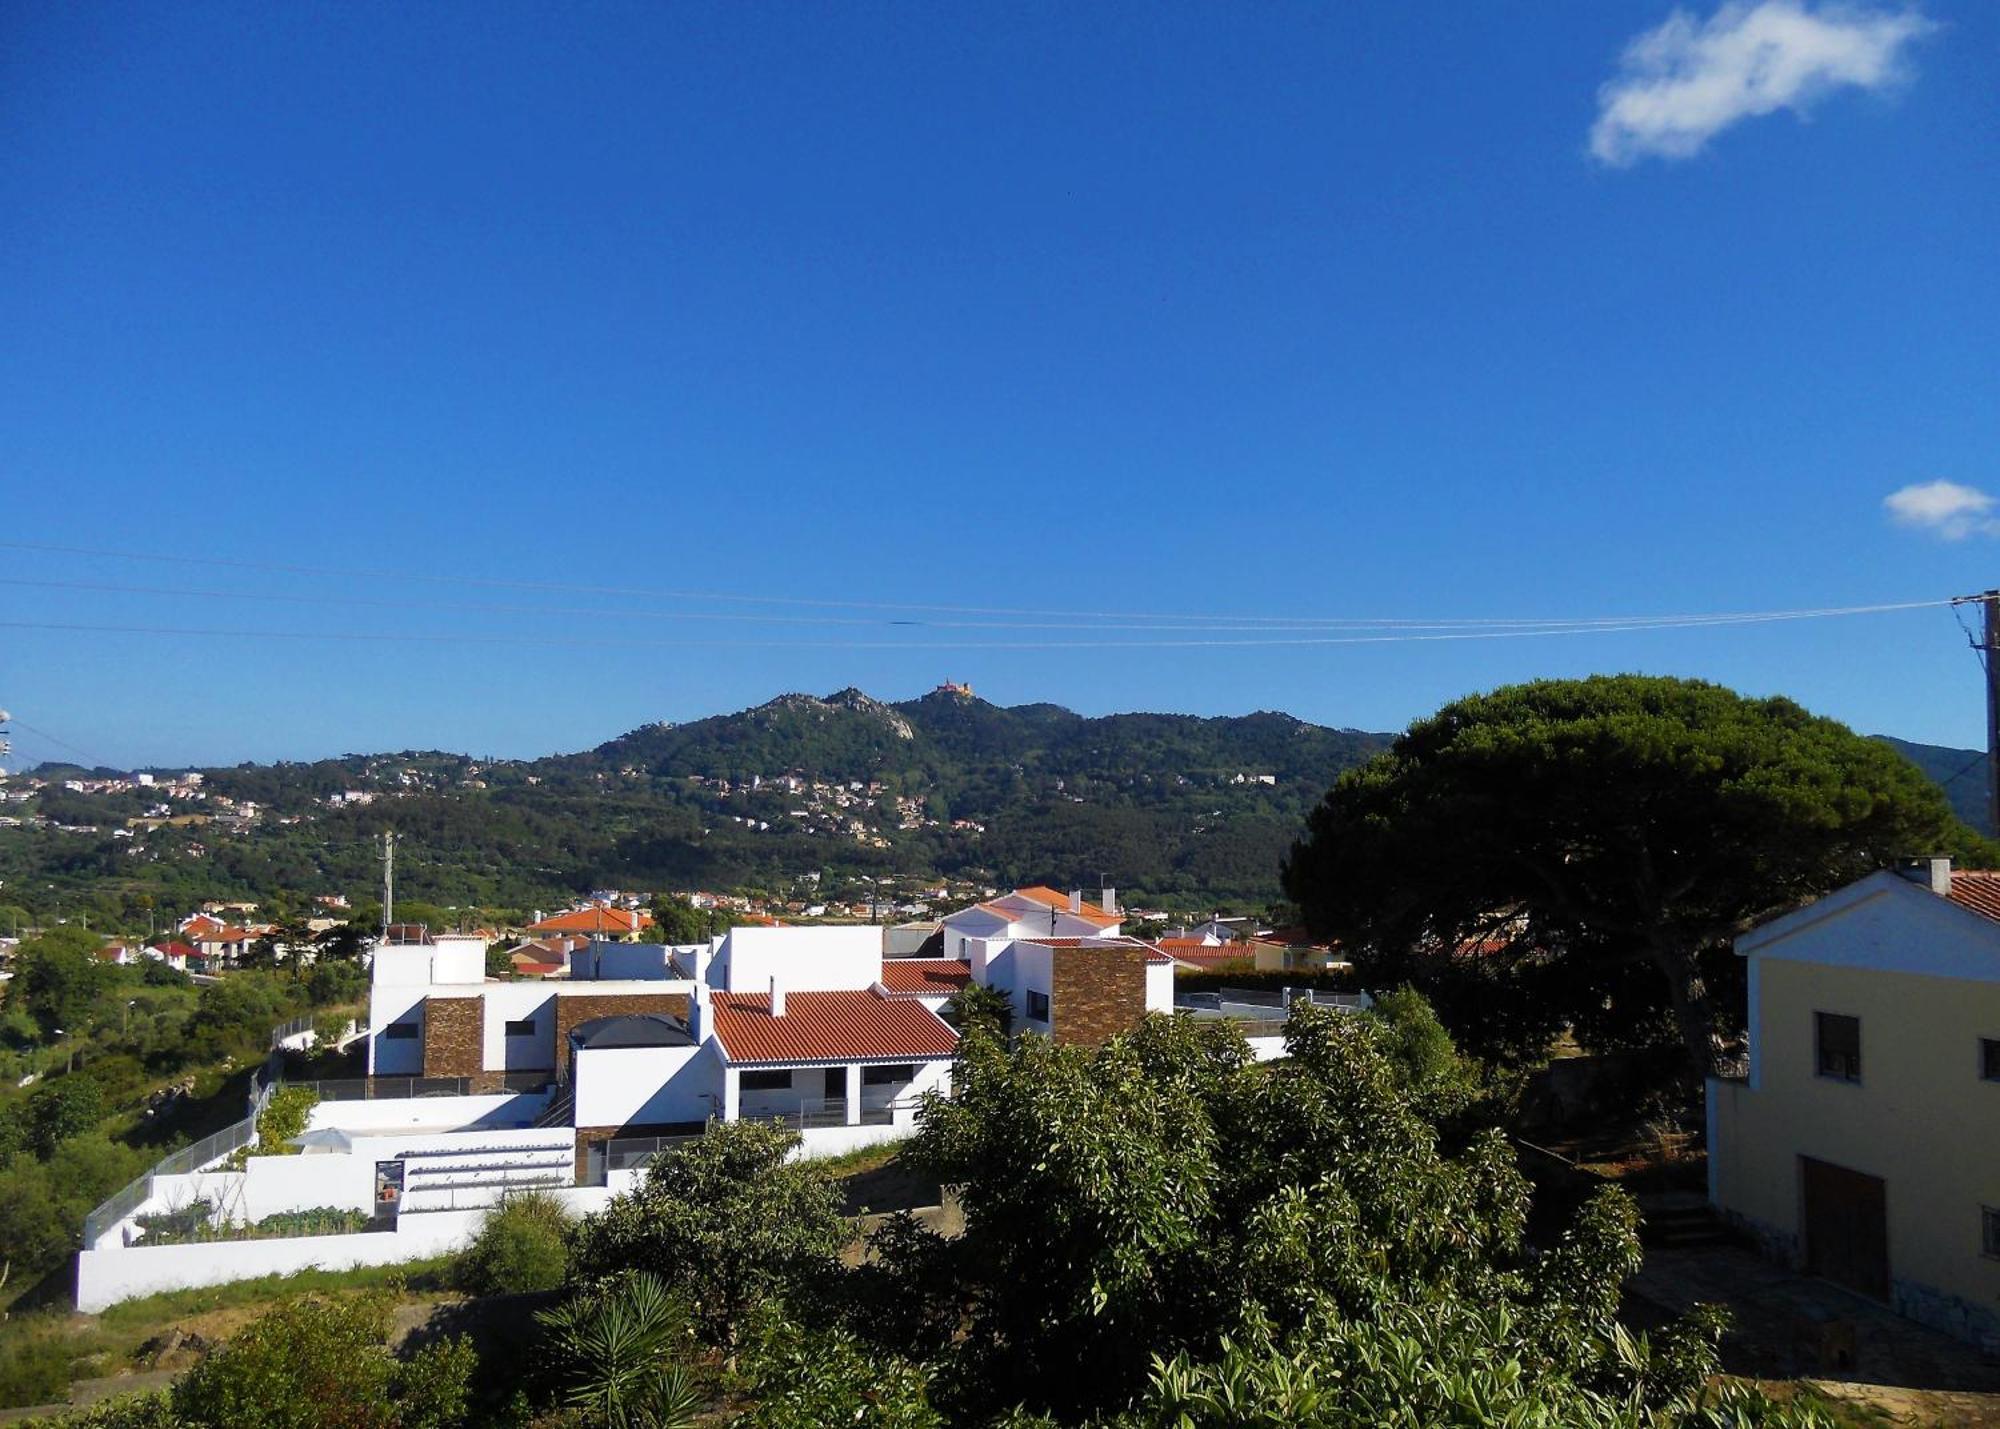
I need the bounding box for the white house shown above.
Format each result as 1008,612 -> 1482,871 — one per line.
1708,860 -> 2000,1348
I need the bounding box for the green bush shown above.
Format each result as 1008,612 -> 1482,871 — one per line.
456,1190 -> 572,1295
245,1086 -> 318,1160
0,1317 -> 79,1408
169,1292 -> 474,1428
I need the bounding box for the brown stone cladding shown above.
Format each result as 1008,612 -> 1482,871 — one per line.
1050,943 -> 1149,1048
553,991 -> 691,1081
421,996 -> 486,1084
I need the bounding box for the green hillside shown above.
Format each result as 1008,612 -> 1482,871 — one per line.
4,694 -> 1986,923
0,691 -> 1391,916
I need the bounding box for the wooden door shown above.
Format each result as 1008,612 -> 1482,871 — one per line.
1801,1156 -> 1888,1301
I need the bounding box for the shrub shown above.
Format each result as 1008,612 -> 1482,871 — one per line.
0,1317 -> 80,1408
734,1315 -> 940,1429
566,1119 -> 845,1343
134,1199 -> 216,1245
246,1086 -> 318,1160
534,1272 -> 700,1429
457,1190 -> 571,1295
22,1074 -> 103,1157
169,1292 -> 474,1428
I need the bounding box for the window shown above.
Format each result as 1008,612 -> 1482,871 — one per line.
1815,1012 -> 1861,1083
1982,1039 -> 2000,1083
863,1063 -> 916,1086
1025,989 -> 1051,1023
740,1069 -> 792,1092
384,1023 -> 418,1041
505,1019 -> 537,1037
1985,1206 -> 2000,1260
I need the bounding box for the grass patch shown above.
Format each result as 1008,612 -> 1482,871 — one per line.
811,1143 -> 903,1180
92,1254 -> 458,1334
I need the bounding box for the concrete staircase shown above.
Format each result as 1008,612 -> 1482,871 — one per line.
1638,1192 -> 1733,1249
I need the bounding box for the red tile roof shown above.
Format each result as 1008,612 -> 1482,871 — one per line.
1010,886 -> 1120,927
879,958 -> 972,996
711,989 -> 959,1064
1947,871 -> 2000,923
529,906 -> 654,935
1165,947 -> 1258,970
1018,935 -> 1172,966
513,961 -> 565,977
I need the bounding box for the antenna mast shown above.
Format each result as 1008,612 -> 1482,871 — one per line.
380,829 -> 396,938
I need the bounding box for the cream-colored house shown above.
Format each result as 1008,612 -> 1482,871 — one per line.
1707,859 -> 2000,1349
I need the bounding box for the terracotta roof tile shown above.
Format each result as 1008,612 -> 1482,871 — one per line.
1948,871 -> 2000,923
879,958 -> 972,995
1017,935 -> 1172,965
711,989 -> 959,1064
529,906 -> 654,935
1010,886 -> 1121,927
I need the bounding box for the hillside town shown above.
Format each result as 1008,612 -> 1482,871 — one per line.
7,0 -> 1998,1422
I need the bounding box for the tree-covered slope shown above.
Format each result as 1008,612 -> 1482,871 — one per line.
4,694 -> 1986,921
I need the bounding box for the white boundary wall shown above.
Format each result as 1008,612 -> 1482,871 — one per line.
76,1188 -> 616,1312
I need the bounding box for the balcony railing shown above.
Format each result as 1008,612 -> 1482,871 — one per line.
742,1099 -> 897,1130
278,1073 -> 551,1101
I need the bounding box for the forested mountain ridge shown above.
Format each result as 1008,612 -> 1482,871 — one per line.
5,690 -> 1392,915
4,689 -> 1987,920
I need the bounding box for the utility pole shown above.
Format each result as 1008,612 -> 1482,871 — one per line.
380,829 -> 396,938
1952,590 -> 2000,836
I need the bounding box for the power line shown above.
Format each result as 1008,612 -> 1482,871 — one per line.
0,602 -> 1952,652
0,574 -> 1952,636
0,543 -> 1953,632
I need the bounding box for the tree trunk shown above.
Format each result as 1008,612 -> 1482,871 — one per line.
1649,939 -> 1715,1083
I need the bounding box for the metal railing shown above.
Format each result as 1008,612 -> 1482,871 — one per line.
282,1075 -> 472,1101
742,1100 -> 897,1130
269,1013 -> 316,1050
602,1132 -> 705,1174
281,1072 -> 552,1101
84,1057 -> 281,1248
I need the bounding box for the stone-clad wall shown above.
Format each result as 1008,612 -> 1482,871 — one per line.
553,992 -> 691,1080
422,997 -> 485,1082
1050,945 -> 1148,1048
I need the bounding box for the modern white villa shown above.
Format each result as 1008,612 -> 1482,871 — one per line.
77,886 -> 1290,1311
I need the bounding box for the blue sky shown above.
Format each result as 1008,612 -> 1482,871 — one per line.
2,2 -> 1996,768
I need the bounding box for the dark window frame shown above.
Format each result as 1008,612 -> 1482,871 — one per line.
1815,1011 -> 1861,1084
383,1023 -> 419,1041
739,1069 -> 793,1092
504,1018 -> 537,1038
1025,989 -> 1051,1023
1981,1038 -> 2000,1083
862,1063 -> 917,1086
1984,1206 -> 2000,1260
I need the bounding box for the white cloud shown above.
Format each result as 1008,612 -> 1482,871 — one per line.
1590,1 -> 1932,165
1884,481 -> 2000,540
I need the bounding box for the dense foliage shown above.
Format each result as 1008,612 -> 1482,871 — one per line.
0,940 -> 364,1303
500,1001 -> 1829,1427
456,1189 -> 572,1296
566,1119 -> 847,1342
1283,676 -> 1987,1071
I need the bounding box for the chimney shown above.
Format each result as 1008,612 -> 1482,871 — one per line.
1102,886 -> 1116,915
1930,856 -> 1953,897
690,981 -> 710,1038
1069,889 -> 1082,914
769,974 -> 786,1018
